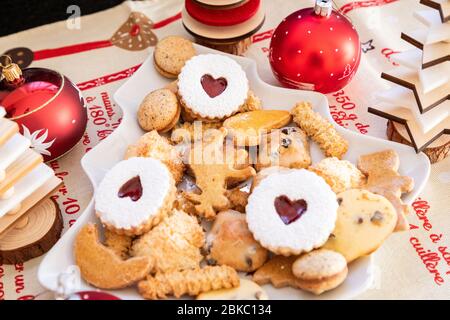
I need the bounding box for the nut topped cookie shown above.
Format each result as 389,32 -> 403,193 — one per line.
95,157 -> 176,236
178,54 -> 249,120
246,169 -> 338,256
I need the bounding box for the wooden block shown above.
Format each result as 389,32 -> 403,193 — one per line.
0,176 -> 62,234
0,149 -> 43,197
0,197 -> 63,265
381,66 -> 449,113
387,120 -> 450,163
0,118 -> 19,148
0,134 -> 31,178
420,0 -> 450,23
368,105 -> 449,152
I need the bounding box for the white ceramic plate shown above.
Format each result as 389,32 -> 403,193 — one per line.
38,45 -> 430,300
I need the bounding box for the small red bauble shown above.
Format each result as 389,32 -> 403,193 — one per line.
66,291 -> 121,300
269,2 -> 361,94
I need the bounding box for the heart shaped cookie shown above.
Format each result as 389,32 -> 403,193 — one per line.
201,74 -> 228,98
274,195 -> 307,225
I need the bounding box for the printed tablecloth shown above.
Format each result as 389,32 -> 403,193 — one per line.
0,0 -> 448,300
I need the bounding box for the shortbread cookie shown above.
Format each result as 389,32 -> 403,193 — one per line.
309,157 -> 365,193
104,229 -> 133,259
95,157 -> 176,236
174,192 -> 198,216
178,54 -> 249,121
74,224 -> 153,289
253,255 -> 301,289
197,279 -> 268,300
239,91 -> 262,112
153,36 -> 196,78
257,127 -> 311,170
223,110 -> 292,146
131,210 -> 205,273
206,210 -> 268,272
185,128 -> 255,219
291,102 -> 348,159
125,131 -> 185,183
250,166 -> 290,192
323,189 -> 397,262
137,89 -> 180,133
138,266 -> 240,299
246,169 -> 338,255
357,149 -> 414,232
292,249 -> 348,295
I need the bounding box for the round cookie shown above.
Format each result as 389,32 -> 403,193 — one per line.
197,279 -> 268,300
206,210 -> 268,272
246,169 -> 338,256
257,127 -> 311,170
95,157 -> 176,236
153,36 -> 196,78
177,54 -> 249,121
323,189 -> 397,262
138,89 -> 180,133
292,249 -> 348,295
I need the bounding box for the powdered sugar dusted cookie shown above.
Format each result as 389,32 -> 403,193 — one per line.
95,158 -> 176,236
177,54 -> 249,120
246,169 -> 338,255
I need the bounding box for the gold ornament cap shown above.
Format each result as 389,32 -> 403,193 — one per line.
1,55 -> 23,82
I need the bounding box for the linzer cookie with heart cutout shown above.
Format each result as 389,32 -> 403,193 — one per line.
246,169 -> 338,256
177,54 -> 249,121
95,157 -> 176,236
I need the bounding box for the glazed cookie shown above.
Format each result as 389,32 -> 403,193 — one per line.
246,169 -> 338,255
137,89 -> 180,133
292,249 -> 348,295
125,131 -> 185,183
178,54 -> 249,121
197,279 -> 268,300
206,210 -> 268,272
153,36 -> 196,78
131,210 -> 205,273
323,189 -> 397,262
257,127 -> 311,170
74,224 -> 153,289
309,157 -> 365,194
95,157 -> 176,236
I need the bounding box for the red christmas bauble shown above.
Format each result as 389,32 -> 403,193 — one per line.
67,291 -> 121,300
1,67 -> 87,162
269,5 -> 361,94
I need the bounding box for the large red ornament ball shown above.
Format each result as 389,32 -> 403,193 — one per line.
269,7 -> 361,94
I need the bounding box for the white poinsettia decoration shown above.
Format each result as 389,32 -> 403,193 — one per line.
22,124 -> 56,156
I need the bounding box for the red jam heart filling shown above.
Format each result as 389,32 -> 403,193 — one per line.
118,176 -> 143,202
201,74 -> 227,98
274,195 -> 308,225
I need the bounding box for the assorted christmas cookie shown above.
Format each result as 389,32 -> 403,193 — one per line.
223,110 -> 292,146
291,249 -> 348,295
323,189 -> 397,262
125,131 -> 185,183
177,54 -> 249,121
257,127 -> 311,170
131,210 -> 205,273
205,210 -> 268,272
74,224 -> 153,290
95,157 -> 176,236
246,169 -> 338,255
253,255 -> 301,289
153,36 -> 196,78
137,89 -> 181,133
309,157 -> 365,194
